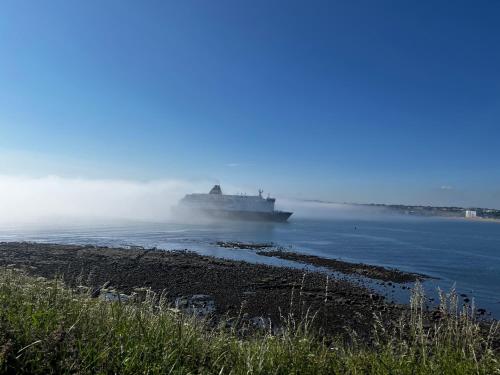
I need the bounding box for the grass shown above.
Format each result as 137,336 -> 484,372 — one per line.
0,267 -> 499,374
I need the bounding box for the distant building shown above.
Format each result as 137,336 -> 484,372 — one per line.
465,210 -> 477,218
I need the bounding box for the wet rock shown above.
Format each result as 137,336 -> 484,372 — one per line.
132,287 -> 151,302
99,289 -> 131,302
216,241 -> 273,250
257,250 -> 428,283
175,294 -> 216,317
90,281 -> 111,298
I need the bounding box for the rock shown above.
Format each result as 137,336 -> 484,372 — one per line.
90,281 -> 111,298
175,294 -> 216,317
216,241 -> 273,250
99,289 -> 131,302
132,287 -> 150,302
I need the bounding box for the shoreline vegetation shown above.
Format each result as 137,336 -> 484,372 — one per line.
0,242 -> 499,373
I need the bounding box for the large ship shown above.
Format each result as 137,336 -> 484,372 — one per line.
178,185 -> 293,222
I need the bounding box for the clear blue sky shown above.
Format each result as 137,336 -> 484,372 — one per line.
1,1 -> 499,208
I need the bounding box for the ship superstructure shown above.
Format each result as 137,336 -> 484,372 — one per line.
179,185 -> 293,222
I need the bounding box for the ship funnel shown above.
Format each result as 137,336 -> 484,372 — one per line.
209,185 -> 222,195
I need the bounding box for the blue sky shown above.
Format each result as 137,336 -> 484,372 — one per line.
1,1 -> 499,208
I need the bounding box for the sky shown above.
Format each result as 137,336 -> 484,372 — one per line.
1,0 -> 500,211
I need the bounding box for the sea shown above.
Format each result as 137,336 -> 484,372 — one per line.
1,216 -> 499,318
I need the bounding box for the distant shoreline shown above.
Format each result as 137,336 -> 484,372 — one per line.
447,216 -> 500,224
335,201 -> 500,221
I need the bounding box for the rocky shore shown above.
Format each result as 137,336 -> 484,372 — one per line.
0,242 -> 409,339
256,250 -> 427,283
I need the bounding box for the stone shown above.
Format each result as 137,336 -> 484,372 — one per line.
99,289 -> 131,302
174,294 -> 216,317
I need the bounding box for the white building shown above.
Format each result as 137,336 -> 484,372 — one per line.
465,210 -> 477,218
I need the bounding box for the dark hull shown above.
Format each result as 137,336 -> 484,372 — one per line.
201,209 -> 293,222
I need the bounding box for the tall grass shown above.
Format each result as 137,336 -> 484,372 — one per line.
0,268 -> 498,374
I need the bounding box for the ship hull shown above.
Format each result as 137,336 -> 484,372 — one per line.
203,210 -> 292,223
197,209 -> 293,222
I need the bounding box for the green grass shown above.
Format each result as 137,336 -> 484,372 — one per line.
0,268 -> 498,374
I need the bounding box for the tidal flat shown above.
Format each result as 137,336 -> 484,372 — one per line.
0,241 -> 415,339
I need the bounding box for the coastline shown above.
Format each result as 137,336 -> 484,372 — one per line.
0,241 -> 408,338
461,217 -> 500,224
442,216 -> 500,224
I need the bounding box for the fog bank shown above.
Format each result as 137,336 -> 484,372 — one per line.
277,198 -> 393,220
0,175 -> 403,226
0,175 -> 202,225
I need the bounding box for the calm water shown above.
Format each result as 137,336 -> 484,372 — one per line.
1,216 -> 499,317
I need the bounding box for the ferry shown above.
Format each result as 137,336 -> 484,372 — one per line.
178,185 -> 293,222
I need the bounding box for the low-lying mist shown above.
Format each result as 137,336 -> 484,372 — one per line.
0,175 -> 198,226
277,198 -> 396,221
0,175 -> 402,227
